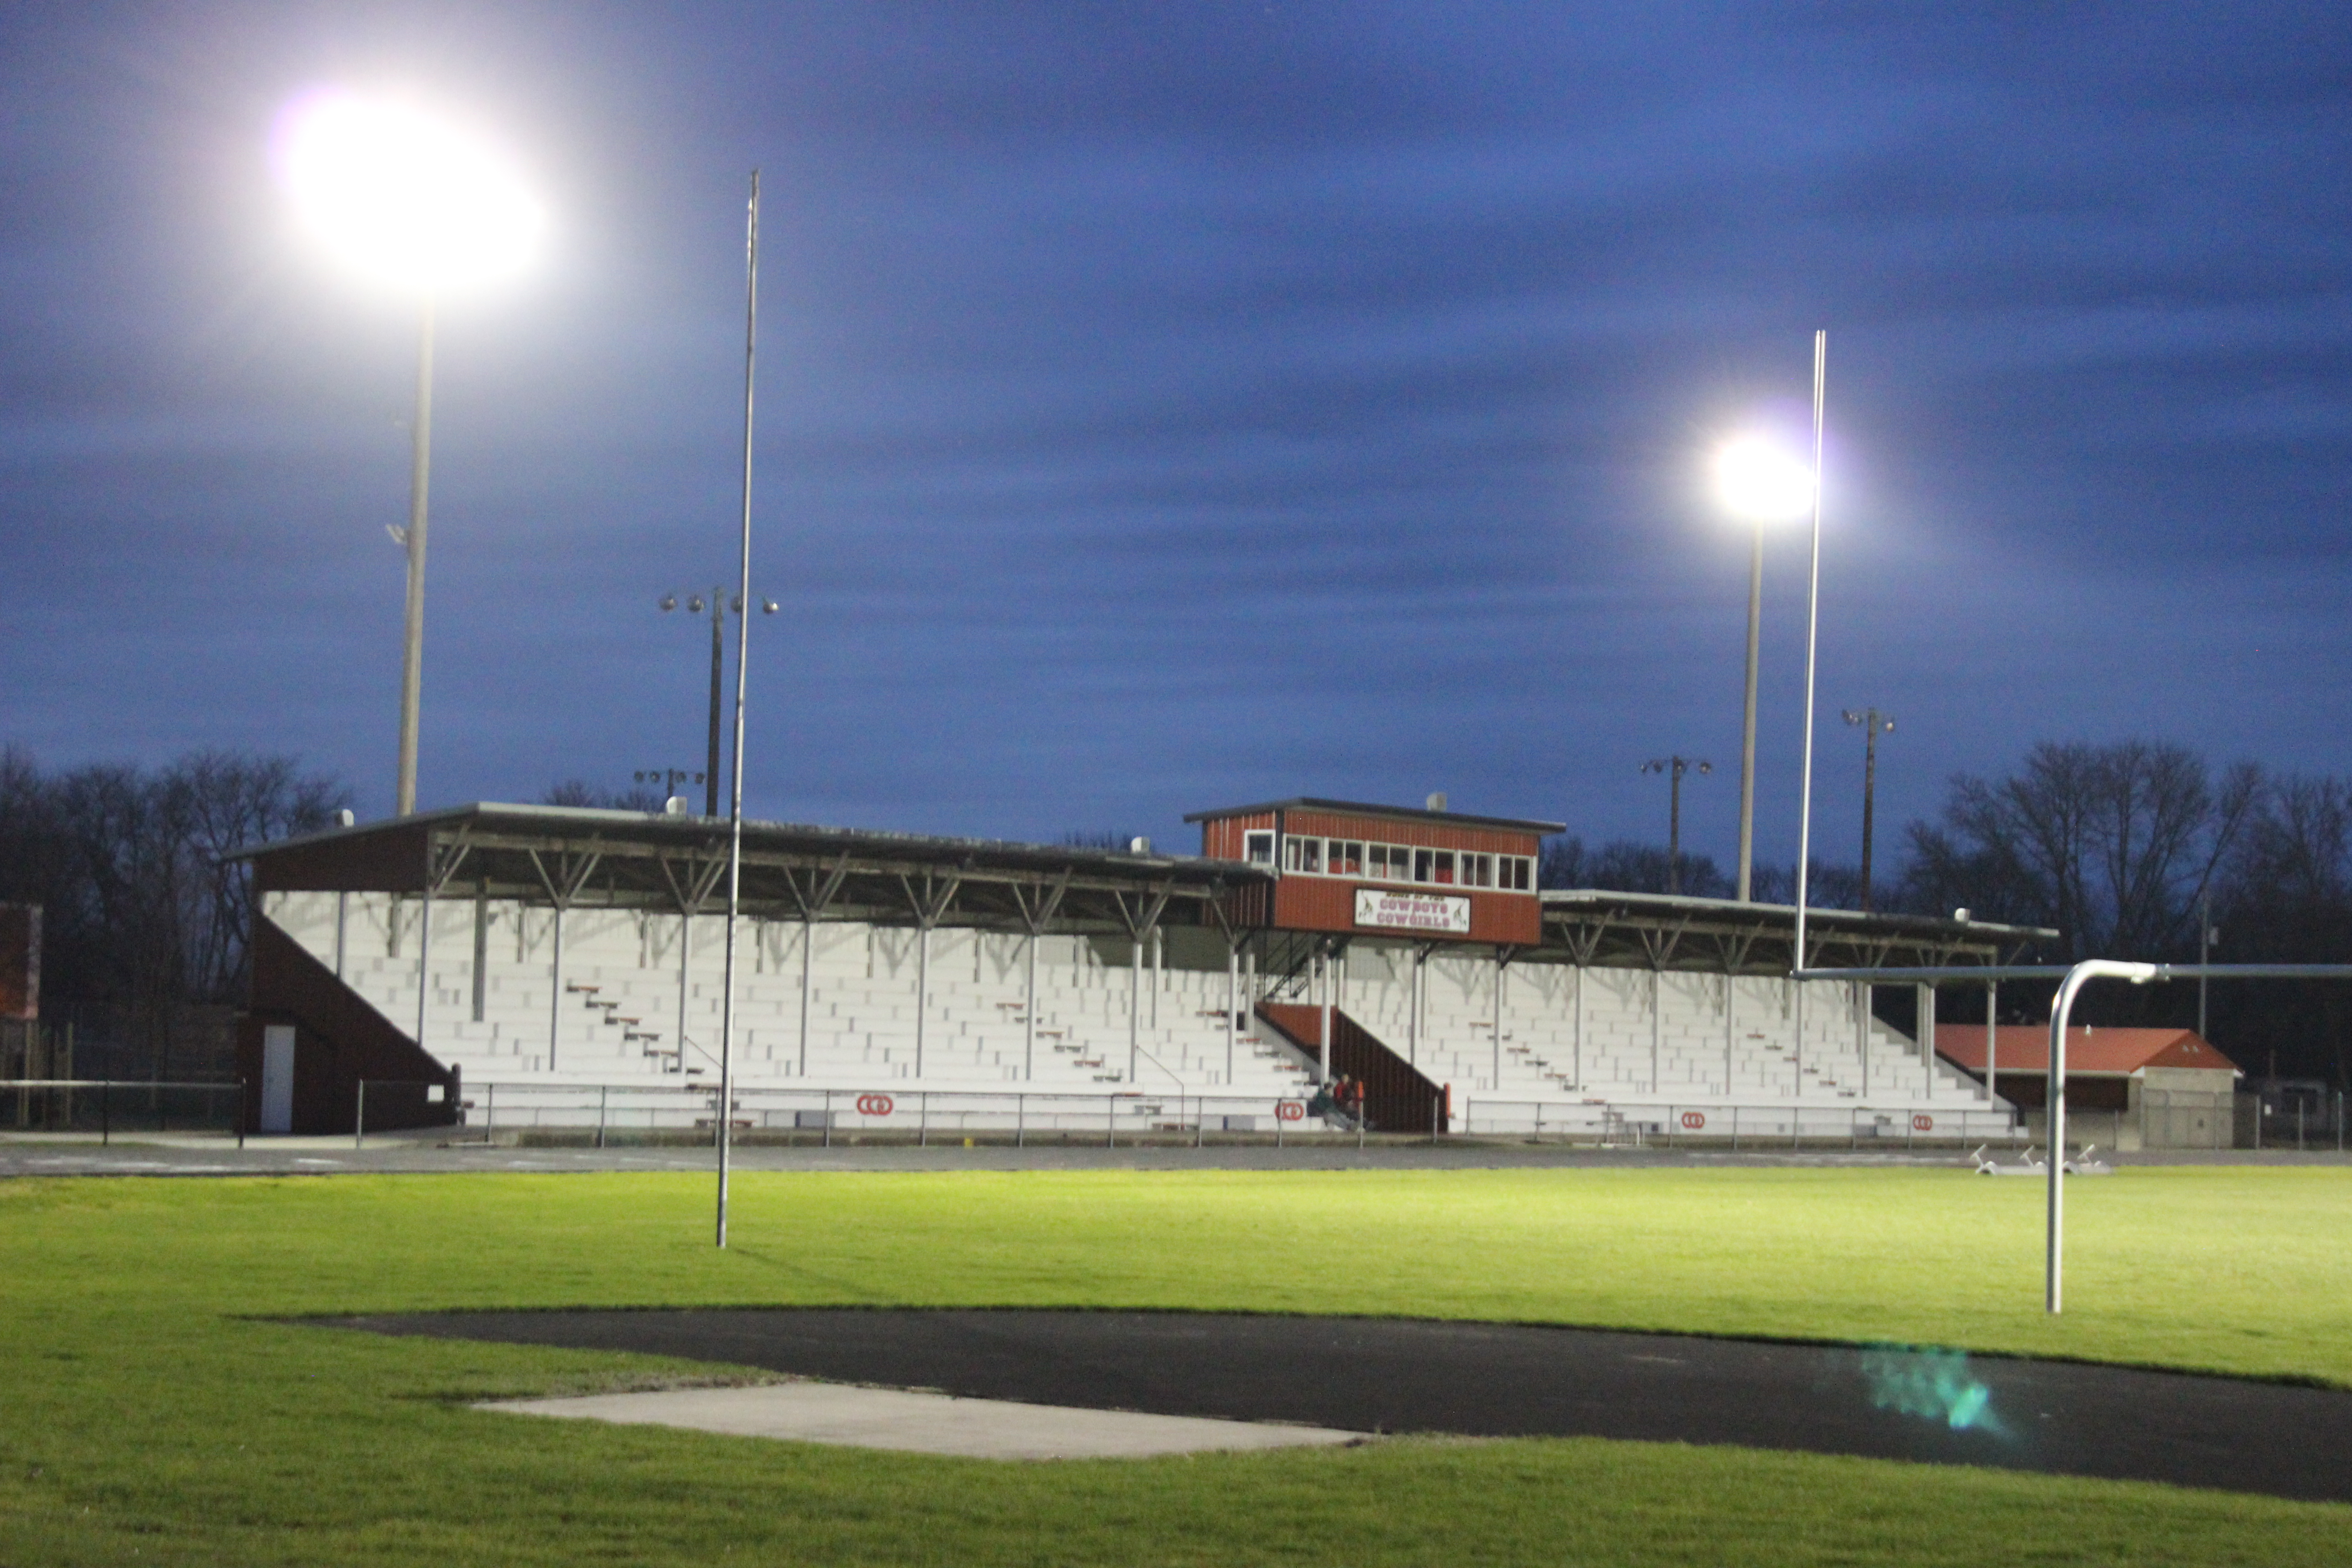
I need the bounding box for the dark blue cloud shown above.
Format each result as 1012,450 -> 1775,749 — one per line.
2,1 -> 2347,869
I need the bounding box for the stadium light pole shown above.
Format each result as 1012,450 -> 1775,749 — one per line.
1840,709 -> 1895,911
275,90 -> 543,817
715,170 -> 760,1251
1639,757 -> 1712,894
1711,435 -> 1817,902
660,589 -> 779,817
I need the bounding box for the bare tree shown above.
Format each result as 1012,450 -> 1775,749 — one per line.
1902,741 -> 2259,961
1540,837 -> 1737,899
2212,774 -> 2352,1085
542,780 -> 670,813
0,750 -> 350,1040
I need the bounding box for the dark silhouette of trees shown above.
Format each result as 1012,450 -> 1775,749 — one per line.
1899,741 -> 2259,961
541,779 -> 669,812
0,748 -> 351,1023
2208,774 -> 2352,1088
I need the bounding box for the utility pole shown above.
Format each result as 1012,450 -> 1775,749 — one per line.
2198,892 -> 2219,1039
1640,756 -> 1712,894
1841,709 -> 1895,912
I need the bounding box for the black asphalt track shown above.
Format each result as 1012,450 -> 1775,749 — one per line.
334,1308 -> 2352,1502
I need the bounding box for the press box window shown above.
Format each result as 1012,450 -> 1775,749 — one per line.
1243,831 -> 1275,865
1284,837 -> 1322,873
1330,841 -> 1363,876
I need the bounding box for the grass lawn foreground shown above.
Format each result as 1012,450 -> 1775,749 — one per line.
1,1162 -> 2346,1565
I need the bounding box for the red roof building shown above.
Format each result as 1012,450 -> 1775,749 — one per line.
1936,1025 -> 2242,1149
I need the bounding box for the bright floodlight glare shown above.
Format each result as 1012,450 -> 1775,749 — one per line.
1712,436 -> 1816,522
275,90 -> 542,293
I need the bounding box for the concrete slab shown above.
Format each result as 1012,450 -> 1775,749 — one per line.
481,1381 -> 1367,1460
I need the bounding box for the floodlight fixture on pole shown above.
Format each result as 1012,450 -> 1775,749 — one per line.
662,589 -> 779,817
1712,433 -> 1816,904
1640,756 -> 1712,894
275,89 -> 543,817
1840,708 -> 1896,912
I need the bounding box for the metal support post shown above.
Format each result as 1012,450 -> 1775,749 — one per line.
915,923 -> 930,1079
355,1079 -> 367,1150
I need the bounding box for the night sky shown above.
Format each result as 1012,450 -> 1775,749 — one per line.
4,3 -> 2347,865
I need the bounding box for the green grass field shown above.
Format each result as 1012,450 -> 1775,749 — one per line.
3,1164 -> 2347,1565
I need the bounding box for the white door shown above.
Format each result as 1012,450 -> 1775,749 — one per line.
260,1026 -> 295,1133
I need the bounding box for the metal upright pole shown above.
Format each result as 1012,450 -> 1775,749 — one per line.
396,300 -> 435,817
1985,979 -> 1999,1108
1860,719 -> 1879,912
1667,763 -> 1683,895
715,168 -> 760,1250
799,912 -> 814,1077
2198,892 -> 2211,1039
1792,329 -> 1827,1099
706,587 -> 726,818
1736,520 -> 1763,902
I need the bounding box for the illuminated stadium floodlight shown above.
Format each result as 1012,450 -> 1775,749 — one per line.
275,89 -> 544,817
276,91 -> 543,294
1711,434 -> 1817,905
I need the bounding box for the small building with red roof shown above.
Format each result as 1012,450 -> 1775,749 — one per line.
1936,1026 -> 2241,1150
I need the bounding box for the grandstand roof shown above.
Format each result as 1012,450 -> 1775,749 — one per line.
237,803 -> 1259,937
1937,1026 -> 2240,1078
233,804 -> 2043,976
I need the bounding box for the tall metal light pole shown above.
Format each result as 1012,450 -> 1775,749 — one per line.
1712,435 -> 1817,902
1640,756 -> 1713,894
1840,708 -> 1895,912
393,305 -> 435,816
715,169 -> 760,1250
1736,519 -> 1763,901
275,90 -> 542,818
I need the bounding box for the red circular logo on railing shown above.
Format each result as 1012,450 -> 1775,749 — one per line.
1681,1111 -> 1706,1130
856,1093 -> 894,1117
1275,1100 -> 1306,1122
1912,1114 -> 1933,1132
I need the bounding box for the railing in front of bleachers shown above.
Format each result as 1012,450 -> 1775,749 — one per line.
1455,1096 -> 2021,1149
450,1079 -> 2020,1150
462,1081 -> 1328,1148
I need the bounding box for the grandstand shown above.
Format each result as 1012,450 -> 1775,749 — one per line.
233,798 -> 2052,1140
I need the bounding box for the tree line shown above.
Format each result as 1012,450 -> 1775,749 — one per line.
1541,740 -> 2350,1087
1,741 -> 2342,1087
0,748 -> 350,1071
